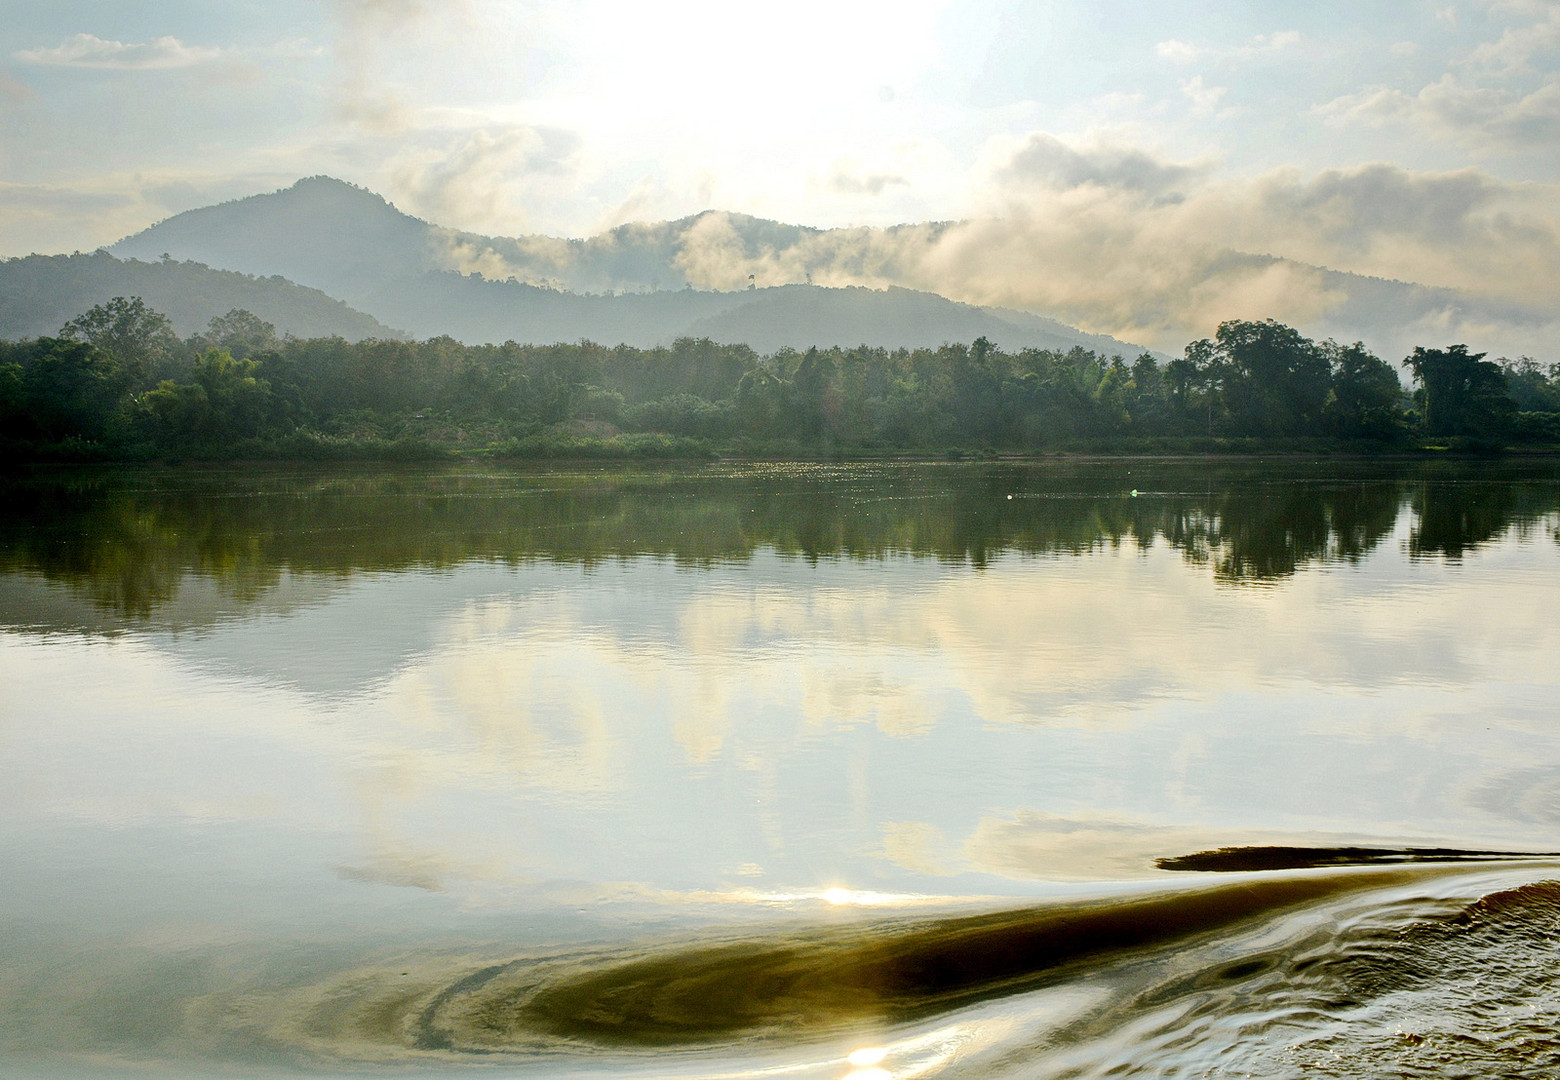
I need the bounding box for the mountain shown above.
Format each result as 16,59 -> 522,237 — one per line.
0,251 -> 399,341
105,176 -> 1549,362
355,274 -> 1154,354
110,177 -> 431,304
111,177 -> 948,301
676,284 -> 1144,356
110,178 -> 1159,356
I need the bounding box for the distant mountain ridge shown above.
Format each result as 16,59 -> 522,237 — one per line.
101,176 -> 1551,362
0,251 -> 398,342
109,177 -> 1161,356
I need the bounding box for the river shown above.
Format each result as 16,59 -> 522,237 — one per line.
2,458 -> 1558,1077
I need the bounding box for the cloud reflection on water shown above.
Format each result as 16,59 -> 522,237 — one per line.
1,462 -> 1558,927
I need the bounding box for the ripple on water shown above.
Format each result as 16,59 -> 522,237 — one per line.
1029,876 -> 1560,1079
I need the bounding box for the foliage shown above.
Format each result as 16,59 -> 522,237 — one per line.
1323,341 -> 1406,439
3,299 -> 1557,461
1403,344 -> 1514,439
1501,358 -> 1560,413
58,296 -> 178,382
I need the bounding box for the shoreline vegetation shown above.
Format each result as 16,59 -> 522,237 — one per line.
3,297 -> 1557,464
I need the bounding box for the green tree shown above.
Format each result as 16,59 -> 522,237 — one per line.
789,346 -> 835,439
204,309 -> 278,359
1125,352 -> 1170,433
1199,319 -> 1331,436
20,338 -> 131,443
1323,341 -> 1404,439
1500,357 -> 1560,412
1403,344 -> 1513,438
1092,356 -> 1132,432
140,348 -> 272,446
1166,339 -> 1223,435
59,296 -> 178,380
734,366 -> 788,437
940,338 -> 1006,443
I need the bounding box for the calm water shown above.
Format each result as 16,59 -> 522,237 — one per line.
2,459 -> 1559,1078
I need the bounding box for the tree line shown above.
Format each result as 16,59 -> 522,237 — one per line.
2,296 -> 1557,460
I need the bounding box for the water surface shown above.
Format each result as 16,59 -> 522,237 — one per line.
2,459 -> 1558,1077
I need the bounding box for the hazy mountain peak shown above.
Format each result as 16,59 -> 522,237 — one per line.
112,176 -> 434,301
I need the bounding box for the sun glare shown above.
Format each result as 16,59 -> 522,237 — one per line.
848,1046 -> 888,1066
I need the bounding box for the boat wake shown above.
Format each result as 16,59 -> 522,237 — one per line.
20,857 -> 1560,1078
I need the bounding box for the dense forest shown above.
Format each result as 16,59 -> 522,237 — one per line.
2,296 -> 1557,461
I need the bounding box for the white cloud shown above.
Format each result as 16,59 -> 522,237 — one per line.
1153,29 -> 1300,64
1463,3 -> 1560,71
1244,164 -> 1502,249
1180,75 -> 1228,115
1155,39 -> 1204,63
1254,29 -> 1303,51
0,182 -> 142,254
1318,74 -> 1560,151
588,142 -> 1560,355
15,33 -> 223,70
388,125 -> 583,235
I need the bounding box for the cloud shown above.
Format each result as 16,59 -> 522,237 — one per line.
265,38 -> 329,61
1319,74 -> 1560,151
1463,2 -> 1560,71
139,180 -> 227,215
325,0 -> 478,133
418,124 -> 1555,358
617,136 -> 1559,356
390,126 -> 582,235
15,33 -> 223,70
962,153 -> 1558,341
1154,39 -> 1204,63
1245,164 -> 1501,249
407,117 -> 1559,358
996,133 -> 1206,200
1180,75 -> 1229,116
1154,29 -> 1300,64
1254,29 -> 1303,52
828,168 -> 911,197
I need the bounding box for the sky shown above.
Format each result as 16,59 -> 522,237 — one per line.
1,0 -> 1557,353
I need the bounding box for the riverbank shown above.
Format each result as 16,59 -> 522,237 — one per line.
8,429 -> 1560,466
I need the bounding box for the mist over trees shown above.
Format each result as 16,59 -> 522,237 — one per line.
2,299 -> 1557,461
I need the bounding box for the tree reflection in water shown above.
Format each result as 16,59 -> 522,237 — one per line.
0,458 -> 1556,623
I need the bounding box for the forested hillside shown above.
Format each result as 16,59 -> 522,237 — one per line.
0,253 -> 398,342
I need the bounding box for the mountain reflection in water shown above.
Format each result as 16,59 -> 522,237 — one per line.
1,459 -> 1559,1079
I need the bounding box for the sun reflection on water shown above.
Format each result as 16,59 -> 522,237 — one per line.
847,1047 -> 888,1068
836,1026 -> 971,1079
